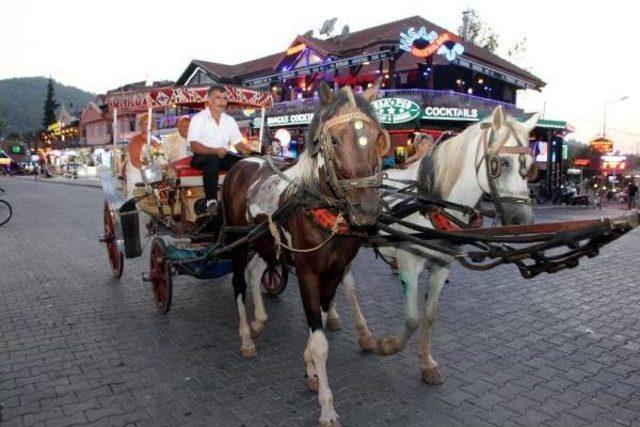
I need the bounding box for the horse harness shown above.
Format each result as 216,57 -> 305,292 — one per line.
310,86 -> 388,203
263,87 -> 387,255
475,121 -> 534,222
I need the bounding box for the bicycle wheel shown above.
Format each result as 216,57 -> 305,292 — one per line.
0,199 -> 12,226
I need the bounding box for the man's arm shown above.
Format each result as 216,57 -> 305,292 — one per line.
229,120 -> 251,155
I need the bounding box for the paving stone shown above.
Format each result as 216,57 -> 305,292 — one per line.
1,178 -> 638,426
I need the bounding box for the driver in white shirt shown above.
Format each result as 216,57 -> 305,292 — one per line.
187,85 -> 252,213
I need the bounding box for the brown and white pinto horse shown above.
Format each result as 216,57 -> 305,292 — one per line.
222,82 -> 388,426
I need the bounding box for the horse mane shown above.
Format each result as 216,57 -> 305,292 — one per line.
285,89 -> 379,198
418,115 -> 521,199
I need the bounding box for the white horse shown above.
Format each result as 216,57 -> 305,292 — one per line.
328,106 -> 540,384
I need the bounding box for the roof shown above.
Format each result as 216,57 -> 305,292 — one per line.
178,15 -> 545,89
325,15 -> 544,88
106,80 -> 174,94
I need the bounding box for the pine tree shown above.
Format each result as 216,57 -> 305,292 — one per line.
42,77 -> 59,130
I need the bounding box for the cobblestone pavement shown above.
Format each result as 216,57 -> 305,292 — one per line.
1,177 -> 639,427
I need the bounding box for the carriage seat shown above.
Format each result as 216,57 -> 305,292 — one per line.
172,156 -> 226,187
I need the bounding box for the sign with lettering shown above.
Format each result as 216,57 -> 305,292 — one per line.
252,113 -> 314,127
573,157 -> 592,167
422,106 -> 479,121
286,43 -> 306,56
590,137 -> 614,153
399,27 -> 464,60
371,98 -> 421,124
601,155 -> 626,172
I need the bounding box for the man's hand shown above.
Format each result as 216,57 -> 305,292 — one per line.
216,147 -> 229,158
238,143 -> 253,155
234,141 -> 253,155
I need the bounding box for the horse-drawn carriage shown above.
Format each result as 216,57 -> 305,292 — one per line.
99,81 -> 639,426
100,85 -> 288,314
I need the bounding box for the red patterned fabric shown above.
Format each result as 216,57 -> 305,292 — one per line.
310,209 -> 350,234
106,85 -> 272,112
172,157 -> 202,178
427,210 -> 462,231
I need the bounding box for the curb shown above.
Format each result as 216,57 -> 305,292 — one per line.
8,176 -> 102,189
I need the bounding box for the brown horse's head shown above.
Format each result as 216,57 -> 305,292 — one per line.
305,81 -> 389,227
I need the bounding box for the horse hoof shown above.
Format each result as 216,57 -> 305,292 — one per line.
241,345 -> 257,358
375,335 -> 400,356
251,320 -> 265,336
319,410 -> 340,427
358,334 -> 377,352
326,317 -> 342,331
306,375 -> 319,393
421,366 -> 445,385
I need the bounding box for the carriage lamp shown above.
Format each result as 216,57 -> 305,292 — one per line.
354,120 -> 364,130
186,188 -> 193,198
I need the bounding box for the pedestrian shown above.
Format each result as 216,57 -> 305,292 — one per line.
403,132 -> 435,166
628,180 -> 638,210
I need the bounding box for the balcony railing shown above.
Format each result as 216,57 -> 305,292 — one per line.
236,88 -> 524,118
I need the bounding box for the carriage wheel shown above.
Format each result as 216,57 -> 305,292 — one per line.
150,237 -> 173,314
261,262 -> 288,296
103,201 -> 124,279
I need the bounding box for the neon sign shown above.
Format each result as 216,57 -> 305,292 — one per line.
286,43 -> 306,56
574,157 -> 591,167
399,27 -> 464,60
601,155 -> 626,172
590,137 -> 613,153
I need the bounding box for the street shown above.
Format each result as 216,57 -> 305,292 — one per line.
1,177 -> 639,426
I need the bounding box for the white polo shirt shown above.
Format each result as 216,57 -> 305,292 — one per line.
187,109 -> 243,152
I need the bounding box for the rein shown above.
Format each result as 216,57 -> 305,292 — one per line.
259,86 -> 384,256
267,211 -> 346,260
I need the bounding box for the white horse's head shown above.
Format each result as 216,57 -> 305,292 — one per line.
475,106 -> 540,225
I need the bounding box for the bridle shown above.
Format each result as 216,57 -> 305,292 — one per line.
310,86 -> 390,204
475,121 -> 534,223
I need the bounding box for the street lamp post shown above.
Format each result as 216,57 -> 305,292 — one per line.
602,96 -> 629,139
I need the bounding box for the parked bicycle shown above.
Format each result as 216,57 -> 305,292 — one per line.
0,187 -> 12,226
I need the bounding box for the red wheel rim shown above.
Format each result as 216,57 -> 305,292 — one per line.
103,202 -> 123,277
150,239 -> 171,313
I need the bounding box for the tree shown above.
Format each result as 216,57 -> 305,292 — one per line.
7,132 -> 22,141
459,9 -> 500,53
42,77 -> 59,130
507,37 -> 528,64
